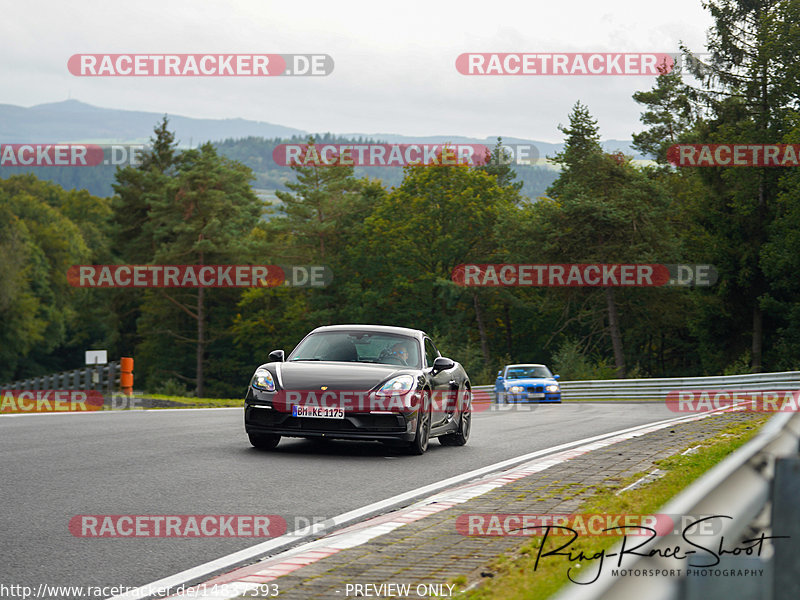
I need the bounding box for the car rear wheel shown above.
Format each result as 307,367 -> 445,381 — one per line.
440,387 -> 470,446
249,432 -> 281,450
407,391 -> 431,455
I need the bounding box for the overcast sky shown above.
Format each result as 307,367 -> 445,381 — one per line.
3,0 -> 713,142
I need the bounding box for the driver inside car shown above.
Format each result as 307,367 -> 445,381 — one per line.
387,342 -> 410,365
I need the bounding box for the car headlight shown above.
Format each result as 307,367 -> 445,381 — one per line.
508,385 -> 525,393
546,384 -> 560,392
251,370 -> 276,392
377,375 -> 415,396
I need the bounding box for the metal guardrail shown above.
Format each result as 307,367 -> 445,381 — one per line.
553,410 -> 800,600
5,369 -> 798,402
474,371 -> 800,401
1,361 -> 121,395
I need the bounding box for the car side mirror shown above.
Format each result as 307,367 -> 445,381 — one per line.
497,371 -> 502,378
553,374 -> 560,380
432,356 -> 455,373
268,349 -> 285,362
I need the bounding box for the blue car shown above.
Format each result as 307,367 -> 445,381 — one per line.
495,363 -> 561,403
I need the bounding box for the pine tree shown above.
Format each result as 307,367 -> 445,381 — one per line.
142,143 -> 262,397
681,0 -> 795,371
478,137 -> 524,192
632,68 -> 696,162
537,103 -> 681,377
272,138 -> 364,262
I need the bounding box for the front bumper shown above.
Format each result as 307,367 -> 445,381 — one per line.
498,391 -> 562,403
244,401 -> 418,442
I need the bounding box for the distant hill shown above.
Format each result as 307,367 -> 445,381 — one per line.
214,134 -> 563,201
0,100 -> 648,198
0,100 -> 646,157
340,133 -> 644,161
0,99 -> 305,144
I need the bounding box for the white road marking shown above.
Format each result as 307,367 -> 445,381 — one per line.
107,407 -> 735,600
0,407 -> 242,418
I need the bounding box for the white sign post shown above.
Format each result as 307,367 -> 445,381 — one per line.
85,350 -> 108,365
85,350 -> 108,390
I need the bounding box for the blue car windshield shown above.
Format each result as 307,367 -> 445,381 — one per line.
505,366 -> 552,379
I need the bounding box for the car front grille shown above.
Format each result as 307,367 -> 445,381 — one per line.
248,408 -> 404,432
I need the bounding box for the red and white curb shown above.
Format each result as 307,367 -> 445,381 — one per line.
151,407 -> 740,600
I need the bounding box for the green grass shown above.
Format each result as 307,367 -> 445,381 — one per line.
138,393 -> 243,408
0,393 -> 243,414
461,414 -> 771,600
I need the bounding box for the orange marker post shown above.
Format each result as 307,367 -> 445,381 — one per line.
120,357 -> 134,395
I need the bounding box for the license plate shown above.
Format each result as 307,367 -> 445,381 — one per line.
527,393 -> 545,399
292,405 -> 344,419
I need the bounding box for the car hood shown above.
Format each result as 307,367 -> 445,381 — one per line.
504,377 -> 557,386
263,361 -> 411,391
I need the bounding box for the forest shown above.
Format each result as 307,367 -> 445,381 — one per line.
2,1 -> 799,397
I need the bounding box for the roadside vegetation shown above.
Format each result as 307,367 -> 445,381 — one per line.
460,413 -> 772,599
136,394 -> 242,408
2,0 -> 798,395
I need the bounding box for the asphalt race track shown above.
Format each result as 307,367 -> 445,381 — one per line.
1,403 -> 679,598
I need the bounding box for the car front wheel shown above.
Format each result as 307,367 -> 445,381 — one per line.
407,391 -> 431,455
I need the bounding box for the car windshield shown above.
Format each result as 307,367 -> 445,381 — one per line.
289,331 -> 421,368
505,366 -> 552,379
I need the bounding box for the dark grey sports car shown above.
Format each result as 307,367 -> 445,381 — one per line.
244,324 -> 471,454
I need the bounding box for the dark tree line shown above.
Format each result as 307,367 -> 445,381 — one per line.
3,0 -> 799,395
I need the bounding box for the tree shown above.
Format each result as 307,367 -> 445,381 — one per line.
632,67 -> 697,162
361,158 -> 519,366
0,176 -> 105,379
230,138 -> 377,357
547,101 -> 604,196
761,115 -> 800,369
478,137 -> 524,192
507,103 -> 682,377
137,142 -> 263,397
112,117 -> 178,263
111,118 -> 179,358
272,138 -> 365,262
679,0 -> 797,371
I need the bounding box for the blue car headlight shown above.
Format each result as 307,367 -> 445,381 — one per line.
546,384 -> 560,393
377,375 -> 415,396
508,385 -> 525,393
251,369 -> 276,392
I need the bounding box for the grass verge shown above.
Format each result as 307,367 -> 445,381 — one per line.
136,394 -> 243,408
459,413 -> 771,600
